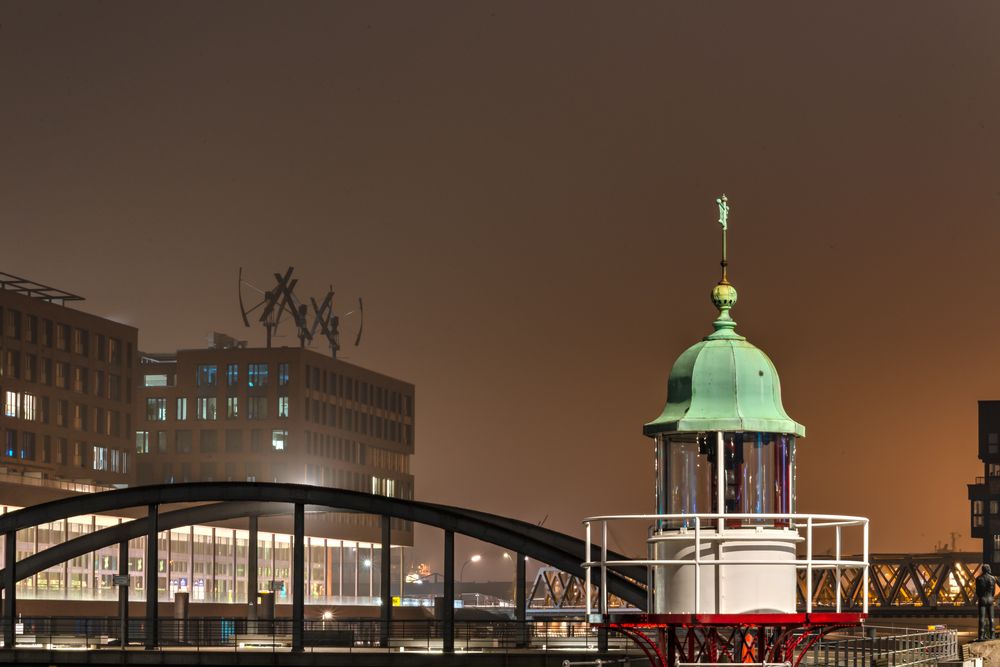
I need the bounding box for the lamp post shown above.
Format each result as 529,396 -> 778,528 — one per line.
459,554 -> 481,599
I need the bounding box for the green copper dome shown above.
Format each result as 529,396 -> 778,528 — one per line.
643,201 -> 805,438
642,330 -> 806,437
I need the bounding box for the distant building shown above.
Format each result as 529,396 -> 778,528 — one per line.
0,274 -> 416,608
0,274 -> 137,486
135,337 -> 415,545
968,401 -> 1000,567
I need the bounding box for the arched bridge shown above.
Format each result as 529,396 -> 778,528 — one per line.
0,482 -> 646,652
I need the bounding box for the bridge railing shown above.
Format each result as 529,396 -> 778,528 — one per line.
583,513 -> 869,616
5,616 -> 638,652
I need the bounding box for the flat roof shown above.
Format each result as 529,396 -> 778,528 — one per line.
0,271 -> 84,303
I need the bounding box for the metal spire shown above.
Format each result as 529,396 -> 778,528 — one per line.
716,193 -> 729,283
708,194 -> 741,340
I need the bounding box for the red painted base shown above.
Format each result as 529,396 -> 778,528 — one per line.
597,613 -> 865,667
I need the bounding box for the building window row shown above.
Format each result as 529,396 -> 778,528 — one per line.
1,428 -> 126,472
149,396 -> 288,422
3,390 -> 127,437
136,428 -> 288,455
305,432 -> 361,465
193,363 -> 289,389
1,352 -> 128,402
1,309 -> 129,367
305,365 -> 413,417
304,399 -> 411,445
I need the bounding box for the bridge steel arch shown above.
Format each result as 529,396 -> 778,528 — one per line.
0,482 -> 645,652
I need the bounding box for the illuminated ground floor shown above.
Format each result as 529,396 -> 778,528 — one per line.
2,507 -> 408,605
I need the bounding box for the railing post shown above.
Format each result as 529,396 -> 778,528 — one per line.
515,551 -> 527,648
694,516 -> 701,614
443,529 -> 454,653
585,522 -> 592,617
3,530 -> 14,649
863,520 -> 870,615
119,539 -> 129,647
145,503 -> 158,650
836,525 -> 842,613
292,502 -> 304,652
600,521 -> 608,616
380,515 -> 391,648
806,515 -> 813,614
247,514 -> 258,622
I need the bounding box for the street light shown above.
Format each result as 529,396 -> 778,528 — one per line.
460,554 -> 482,583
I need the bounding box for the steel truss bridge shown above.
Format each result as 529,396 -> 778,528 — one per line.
527,552 -> 986,617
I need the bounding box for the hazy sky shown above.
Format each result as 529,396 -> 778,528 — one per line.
2,2 -> 998,578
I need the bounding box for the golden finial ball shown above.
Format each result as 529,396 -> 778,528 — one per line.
711,282 -> 738,309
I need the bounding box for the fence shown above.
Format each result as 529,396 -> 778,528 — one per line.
801,626 -> 958,667
7,617 -> 636,653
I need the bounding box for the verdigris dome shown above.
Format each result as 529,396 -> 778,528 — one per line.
643,275 -> 805,437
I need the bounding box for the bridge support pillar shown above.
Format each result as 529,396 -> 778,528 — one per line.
119,539 -> 129,647
443,529 -> 454,653
247,514 -> 258,619
516,551 -> 527,647
3,530 -> 14,649
380,515 -> 391,647
291,502 -> 304,652
144,504 -> 158,650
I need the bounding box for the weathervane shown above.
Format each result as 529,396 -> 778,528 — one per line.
716,193 -> 730,283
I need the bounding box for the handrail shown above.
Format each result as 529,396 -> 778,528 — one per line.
583,513 -> 869,618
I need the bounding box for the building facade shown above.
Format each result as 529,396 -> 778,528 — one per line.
0,276 -> 137,486
135,342 -> 415,545
968,400 -> 1000,567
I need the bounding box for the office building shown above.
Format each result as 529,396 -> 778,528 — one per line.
0,273 -> 136,486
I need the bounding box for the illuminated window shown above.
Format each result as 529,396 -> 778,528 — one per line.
92,446 -> 108,471
278,363 -> 290,386
144,374 -> 168,387
4,391 -> 18,418
975,500 -> 985,527
248,363 -> 269,388
146,398 -> 167,421
226,397 -> 239,419
196,365 -> 217,387
226,364 -> 239,386
991,501 -> 999,515
271,430 -> 288,451
176,397 -> 188,421
22,393 -> 36,421
278,396 -> 289,418
136,431 -> 150,454
196,397 -> 217,421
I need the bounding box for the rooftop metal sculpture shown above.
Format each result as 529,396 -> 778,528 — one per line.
238,267 -> 363,357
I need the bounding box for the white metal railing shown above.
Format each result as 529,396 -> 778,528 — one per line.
583,513 -> 869,617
